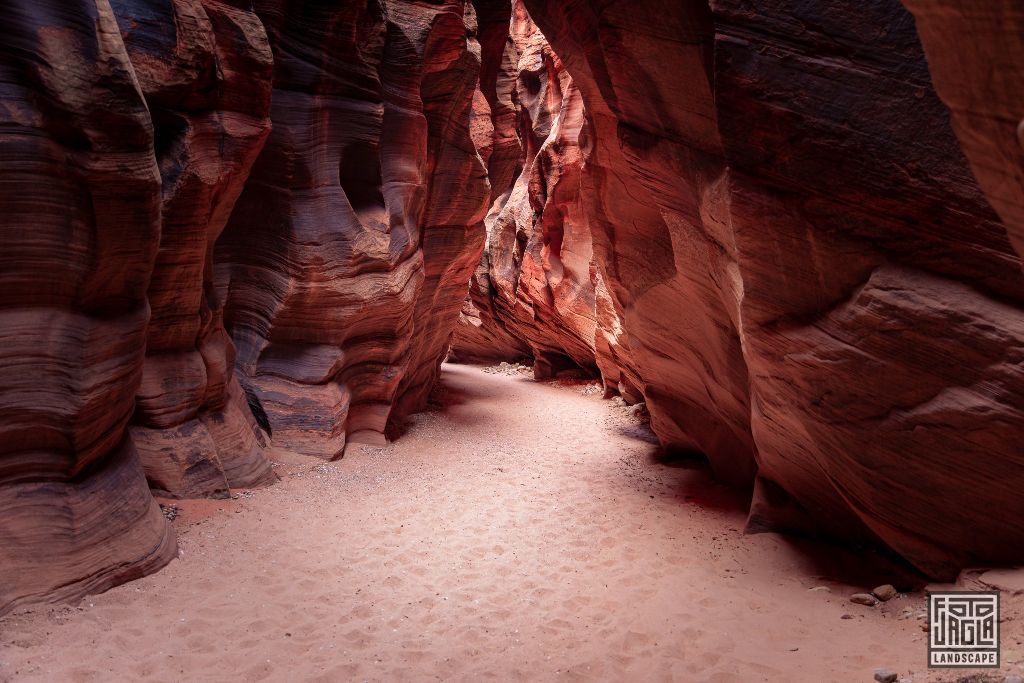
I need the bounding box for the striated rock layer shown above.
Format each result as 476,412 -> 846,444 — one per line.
3,0 -> 1024,614
0,0 -> 487,612
709,0 -> 1024,577
215,0 -> 488,457
0,0 -> 176,613
113,0 -> 277,498
456,0 -> 1024,577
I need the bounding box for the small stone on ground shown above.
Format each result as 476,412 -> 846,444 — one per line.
851,593 -> 879,606
872,584 -> 898,601
873,668 -> 898,683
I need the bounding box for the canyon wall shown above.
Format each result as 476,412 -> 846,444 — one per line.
452,1 -> 598,378
901,0 -> 1024,262
0,0 -> 177,613
0,0 -> 487,612
216,0 -> 488,457
462,0 -> 1024,578
114,0 -> 278,499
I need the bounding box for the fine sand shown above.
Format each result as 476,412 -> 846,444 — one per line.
1,364 -> 1021,682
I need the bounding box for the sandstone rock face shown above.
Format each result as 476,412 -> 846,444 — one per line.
216,0 -> 488,457
901,0 -> 1024,261
1,0 -> 488,612
448,0 -> 532,366
452,1 -> 599,379
512,0 -> 1024,577
113,0 -> 277,498
0,0 -> 176,613
712,0 -> 1024,577
468,0 -> 757,482
449,280 -> 532,364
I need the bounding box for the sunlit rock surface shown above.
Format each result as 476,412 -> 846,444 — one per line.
453,2 -> 598,378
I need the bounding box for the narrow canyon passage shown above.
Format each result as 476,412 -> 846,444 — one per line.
0,365 -> 973,682
1,0 -> 1023,680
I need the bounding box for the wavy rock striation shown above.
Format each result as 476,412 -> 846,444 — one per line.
114,0 -> 277,498
3,0 -> 1024,613
215,0 -> 488,457
452,1 -> 598,379
0,0 -> 177,614
1,0 -> 487,612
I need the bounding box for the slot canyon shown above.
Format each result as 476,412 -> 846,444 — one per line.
1,0 -> 1022,680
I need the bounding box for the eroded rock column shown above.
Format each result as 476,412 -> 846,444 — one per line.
0,0 -> 175,613
113,0 -> 277,498
217,0 -> 488,457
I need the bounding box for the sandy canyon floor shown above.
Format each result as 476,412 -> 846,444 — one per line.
1,364 -> 1021,682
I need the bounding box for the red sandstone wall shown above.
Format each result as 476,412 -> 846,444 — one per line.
0,0 -> 177,614
0,0 -> 488,612
451,1 -> 600,379
497,0 -> 1024,577
902,0 -> 1024,262
3,0 -> 1024,614
216,0 -> 488,457
114,0 -> 277,498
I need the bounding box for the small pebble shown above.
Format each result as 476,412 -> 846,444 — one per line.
873,669 -> 897,683
850,593 -> 878,606
841,613 -> 854,620
872,584 -> 898,602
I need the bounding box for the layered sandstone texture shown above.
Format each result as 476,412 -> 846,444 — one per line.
902,0 -> 1024,261
0,0 -> 177,613
457,0 -> 1024,577
114,0 -> 277,498
217,0 -> 488,457
3,0 -> 1024,617
452,1 -> 598,378
0,0 -> 487,612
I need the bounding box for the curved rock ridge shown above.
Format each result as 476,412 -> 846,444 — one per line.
0,0 -> 176,614
216,0 -> 488,458
456,0 -> 1024,577
114,0 -> 278,498
448,0 -> 533,365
